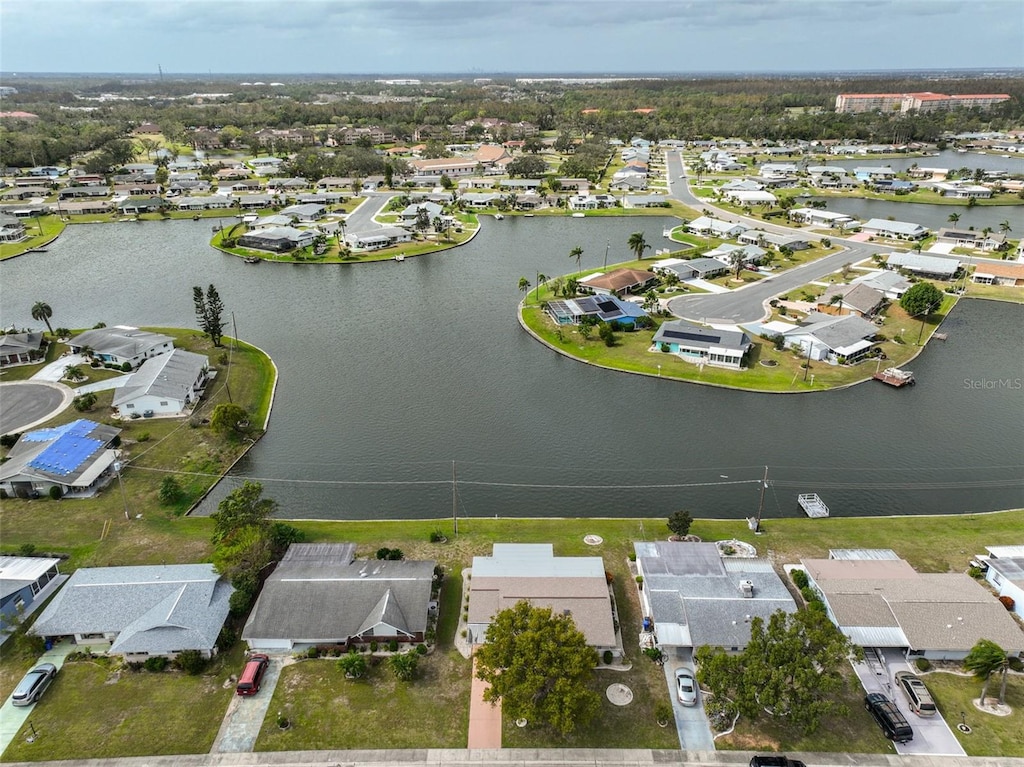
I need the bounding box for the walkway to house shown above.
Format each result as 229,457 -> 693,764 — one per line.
467,652 -> 502,749
682,278 -> 730,294
209,654 -> 290,753
0,642 -> 77,755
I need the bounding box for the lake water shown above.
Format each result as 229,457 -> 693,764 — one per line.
1,218 -> 1022,521
823,149 -> 1024,175
805,198 -> 1020,233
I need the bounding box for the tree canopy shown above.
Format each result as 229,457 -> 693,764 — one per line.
211,480 -> 278,544
964,638 -> 1010,706
475,601 -> 600,735
899,281 -> 943,316
506,154 -> 547,178
696,608 -> 858,735
193,284 -> 226,346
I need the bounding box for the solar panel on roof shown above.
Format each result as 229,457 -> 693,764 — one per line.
663,330 -> 721,344
597,299 -> 617,312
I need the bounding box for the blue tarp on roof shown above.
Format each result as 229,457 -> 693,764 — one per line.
29,435 -> 103,476
22,420 -> 95,443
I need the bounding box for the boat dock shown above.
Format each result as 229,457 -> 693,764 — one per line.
798,493 -> 830,518
874,367 -> 915,387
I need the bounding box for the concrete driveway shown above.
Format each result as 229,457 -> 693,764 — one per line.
210,654 -> 289,753
852,648 -> 966,757
664,649 -> 715,751
0,642 -> 77,754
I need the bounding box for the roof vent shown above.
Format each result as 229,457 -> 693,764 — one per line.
738,579 -> 754,598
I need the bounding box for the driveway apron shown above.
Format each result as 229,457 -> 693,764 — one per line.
210,654 -> 287,753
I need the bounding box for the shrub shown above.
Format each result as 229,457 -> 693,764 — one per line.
17,543 -> 36,556
416,643 -> 428,655
1009,656 -> 1024,673
388,640 -> 399,652
158,476 -> 184,505
121,361 -> 133,372
915,657 -> 931,672
48,485 -> 63,500
0,432 -> 21,448
136,431 -> 150,442
603,650 -> 614,665
173,649 -> 207,675
791,569 -> 809,589
216,625 -> 237,653
338,650 -> 367,678
388,652 -> 418,681
306,646 -> 319,658
144,656 -> 169,673
429,529 -> 446,543
967,566 -> 984,579
370,641 -> 378,652
660,342 -> 670,353
376,547 -> 404,560
655,701 -> 673,725
800,586 -> 819,604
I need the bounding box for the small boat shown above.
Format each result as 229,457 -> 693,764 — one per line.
243,256 -> 261,264
494,214 -> 504,220
192,214 -> 201,220
874,367 -> 915,387
393,254 -> 405,262
524,213 -> 534,217
571,212 -> 585,218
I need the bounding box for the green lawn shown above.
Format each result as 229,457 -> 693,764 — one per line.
0,216 -> 67,260
964,282 -> 1024,304
1,646 -> 243,761
255,650 -> 472,750
923,671 -> 1024,757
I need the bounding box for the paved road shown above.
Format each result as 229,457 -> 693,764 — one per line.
0,381 -> 72,435
3,749 -> 1019,767
344,192 -> 396,234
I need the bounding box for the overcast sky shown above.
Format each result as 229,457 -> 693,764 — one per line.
2,0 -> 1022,75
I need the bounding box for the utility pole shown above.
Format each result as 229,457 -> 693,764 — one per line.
604,240 -> 610,270
452,460 -> 458,537
754,466 -> 768,532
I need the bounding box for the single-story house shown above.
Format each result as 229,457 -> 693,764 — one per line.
234,193 -> 278,209
982,545 -> 1024,620
871,179 -> 917,193
459,192 -> 502,208
788,208 -> 857,229
279,203 -> 327,222
467,544 -> 617,652
0,331 -> 44,367
345,226 -> 413,251
812,173 -> 859,190
853,166 -> 896,181
238,226 -> 316,253
803,552 -> 1023,661
409,158 -> 479,179
610,176 -> 648,191
624,194 -> 667,209
118,196 -> 166,215
568,194 -> 617,210
816,283 -> 887,318
851,270 -> 912,300
934,182 -> 993,199
885,252 -> 961,280
242,543 -> 435,651
544,295 -> 648,327
723,189 -> 777,205
759,162 -> 799,178
69,326 -> 174,367
498,179 -> 543,191
862,218 -> 928,240
651,257 -> 727,280
58,186 -> 112,200
59,199 -> 115,215
634,541 -> 797,651
173,195 -> 231,211
0,420 -> 121,499
31,563 -> 233,660
249,214 -> 294,230
971,261 -> 1024,286
316,176 -> 353,190
738,230 -> 811,251
399,201 -> 445,224
652,320 -> 752,369
112,349 -> 209,417
936,227 -> 1008,252
685,216 -> 746,239
0,214 -> 28,242
720,179 -> 764,193
266,177 -> 309,191
705,243 -> 768,266
579,268 -> 659,296
0,556 -> 62,622
457,178 -> 498,191
782,313 -> 879,363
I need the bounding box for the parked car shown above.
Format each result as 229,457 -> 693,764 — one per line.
865,692 -> 914,743
12,663 -> 57,707
895,671 -> 937,716
675,667 -> 698,706
236,653 -> 269,696
749,757 -> 807,767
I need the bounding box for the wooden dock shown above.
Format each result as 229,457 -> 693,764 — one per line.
798,493 -> 830,518
874,367 -> 915,387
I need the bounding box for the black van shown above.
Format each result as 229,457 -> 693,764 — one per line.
865,692 -> 914,743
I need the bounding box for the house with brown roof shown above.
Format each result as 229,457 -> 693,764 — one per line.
473,145 -> 511,168
972,261 -> 1024,287
580,268 -> 659,297
467,544 -> 618,654
803,550 -> 1023,660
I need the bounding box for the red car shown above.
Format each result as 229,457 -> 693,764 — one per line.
236,654 -> 269,696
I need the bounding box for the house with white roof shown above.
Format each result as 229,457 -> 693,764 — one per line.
738,230 -> 811,251
634,541 -> 797,651
112,349 -> 209,417
0,556 -> 62,622
886,252 -> 961,280
467,544 -> 617,653
862,218 -> 929,240
788,208 -> 857,229
651,257 -> 727,280
722,189 -> 777,205
685,216 -> 745,239
31,563 -> 233,659
803,551 -> 1023,660
934,181 -> 993,199
345,226 -> 412,251
982,545 -> 1024,620
0,420 -> 121,498
68,326 -> 173,367
705,243 -> 768,266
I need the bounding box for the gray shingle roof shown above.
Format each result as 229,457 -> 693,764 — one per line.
242,557 -> 435,642
112,349 -> 208,407
31,564 -> 232,655
69,327 -> 173,359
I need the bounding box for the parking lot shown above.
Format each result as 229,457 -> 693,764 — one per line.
852,647 -> 966,757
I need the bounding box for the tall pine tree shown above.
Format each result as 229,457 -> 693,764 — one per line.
193,284 -> 226,347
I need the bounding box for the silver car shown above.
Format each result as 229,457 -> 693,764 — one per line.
12,663 -> 57,707
675,667 -> 698,706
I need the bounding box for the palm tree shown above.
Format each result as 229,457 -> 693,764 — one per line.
999,219 -> 1012,235
627,232 -> 650,261
31,301 -> 54,335
518,277 -> 531,302
947,212 -> 961,226
534,273 -> 547,302
569,246 -> 584,274
729,250 -> 745,279
964,639 -> 1010,706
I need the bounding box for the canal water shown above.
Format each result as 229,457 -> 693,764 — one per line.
804,198 -> 1020,233
1,218 -> 1021,520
